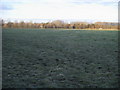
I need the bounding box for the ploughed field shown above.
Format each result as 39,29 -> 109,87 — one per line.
2,29 -> 118,88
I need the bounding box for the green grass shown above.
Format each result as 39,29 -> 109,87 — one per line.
2,28 -> 119,88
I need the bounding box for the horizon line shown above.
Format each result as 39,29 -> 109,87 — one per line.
1,18 -> 118,23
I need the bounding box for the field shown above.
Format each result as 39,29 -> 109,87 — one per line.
2,29 -> 119,88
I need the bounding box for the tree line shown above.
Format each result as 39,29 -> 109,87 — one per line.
1,20 -> 118,29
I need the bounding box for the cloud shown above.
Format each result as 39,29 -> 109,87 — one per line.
0,0 -> 118,22
0,0 -> 24,11
0,4 -> 13,10
71,0 -> 118,7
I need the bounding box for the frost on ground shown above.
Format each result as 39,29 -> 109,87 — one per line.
2,29 -> 119,88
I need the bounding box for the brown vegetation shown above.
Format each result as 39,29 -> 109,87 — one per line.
1,19 -> 118,30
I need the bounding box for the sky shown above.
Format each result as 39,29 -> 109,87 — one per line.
0,0 -> 119,23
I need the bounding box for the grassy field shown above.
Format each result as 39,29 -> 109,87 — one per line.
2,28 -> 119,88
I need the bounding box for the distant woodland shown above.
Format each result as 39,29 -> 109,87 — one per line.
1,20 -> 118,30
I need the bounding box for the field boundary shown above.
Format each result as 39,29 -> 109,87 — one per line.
2,28 -> 119,31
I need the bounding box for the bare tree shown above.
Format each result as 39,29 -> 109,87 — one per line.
51,20 -> 64,28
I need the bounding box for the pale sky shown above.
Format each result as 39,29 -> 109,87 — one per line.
0,0 -> 119,23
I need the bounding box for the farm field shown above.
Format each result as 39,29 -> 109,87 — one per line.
2,28 -> 119,88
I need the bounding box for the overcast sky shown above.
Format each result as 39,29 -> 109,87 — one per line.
0,0 -> 119,22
